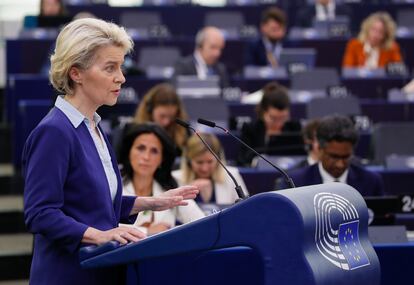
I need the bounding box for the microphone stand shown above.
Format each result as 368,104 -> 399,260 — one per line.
175,119 -> 246,202
197,118 -> 296,189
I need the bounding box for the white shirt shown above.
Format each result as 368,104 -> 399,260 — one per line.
262,37 -> 282,66
307,155 -> 318,166
172,166 -> 249,205
316,2 -> 336,21
194,51 -> 209,79
318,162 -> 348,184
363,43 -> 380,69
122,181 -> 205,234
55,96 -> 118,202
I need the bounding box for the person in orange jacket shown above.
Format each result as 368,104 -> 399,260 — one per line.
342,12 -> 402,69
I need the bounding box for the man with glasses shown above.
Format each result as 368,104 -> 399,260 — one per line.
284,115 -> 384,196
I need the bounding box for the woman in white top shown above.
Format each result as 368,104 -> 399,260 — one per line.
119,123 -> 205,235
173,133 -> 249,212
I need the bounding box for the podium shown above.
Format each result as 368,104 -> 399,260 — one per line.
80,183 -> 380,285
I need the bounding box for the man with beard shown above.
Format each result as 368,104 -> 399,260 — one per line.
245,7 -> 287,67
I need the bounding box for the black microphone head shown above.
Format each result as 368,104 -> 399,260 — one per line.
197,118 -> 216,128
175,118 -> 190,128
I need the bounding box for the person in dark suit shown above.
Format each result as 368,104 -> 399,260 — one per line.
22,18 -> 199,285
173,26 -> 229,88
295,0 -> 353,28
245,7 -> 287,67
237,82 -> 301,166
284,115 -> 384,196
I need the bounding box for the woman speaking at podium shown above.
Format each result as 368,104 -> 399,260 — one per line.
22,18 -> 198,285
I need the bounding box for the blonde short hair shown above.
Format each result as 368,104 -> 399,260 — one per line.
180,133 -> 226,184
50,18 -> 133,95
358,12 -> 396,50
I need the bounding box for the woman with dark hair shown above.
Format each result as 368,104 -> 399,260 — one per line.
237,82 -> 302,166
119,123 -> 205,235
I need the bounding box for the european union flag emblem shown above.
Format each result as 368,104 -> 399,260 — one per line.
338,220 -> 370,270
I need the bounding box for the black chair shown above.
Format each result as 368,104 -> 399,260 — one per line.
204,11 -> 246,38
119,11 -> 169,39
372,122 -> 414,164
120,11 -> 162,29
138,47 -> 181,78
306,96 -> 361,119
397,9 -> 414,28
138,47 -> 180,68
182,97 -> 229,130
291,68 -> 340,91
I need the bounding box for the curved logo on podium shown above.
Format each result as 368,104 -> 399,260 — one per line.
313,192 -> 370,270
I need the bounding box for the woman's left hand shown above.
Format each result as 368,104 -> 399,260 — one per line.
161,185 -> 199,201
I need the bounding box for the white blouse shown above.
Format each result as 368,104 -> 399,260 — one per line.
363,43 -> 379,69
172,166 -> 249,205
122,181 -> 205,234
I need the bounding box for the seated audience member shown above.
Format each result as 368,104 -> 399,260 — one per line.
285,115 -> 384,196
40,0 -> 66,16
237,82 -> 301,166
295,0 -> 352,28
134,83 -> 188,152
245,7 -> 287,67
172,26 -> 229,88
24,0 -> 70,28
297,119 -> 321,168
119,123 -> 205,235
173,133 -> 248,211
342,12 -> 402,69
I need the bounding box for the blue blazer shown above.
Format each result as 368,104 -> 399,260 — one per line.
286,164 -> 385,196
245,38 -> 268,66
22,107 -> 136,285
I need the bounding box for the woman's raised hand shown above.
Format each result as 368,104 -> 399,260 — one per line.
161,185 -> 199,201
132,185 -> 199,213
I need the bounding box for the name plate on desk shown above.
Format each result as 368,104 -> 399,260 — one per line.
386,63 -> 409,77
342,68 -> 386,78
243,66 -> 288,79
287,62 -> 308,74
327,23 -> 350,38
313,17 -> 350,39
327,85 -> 349,98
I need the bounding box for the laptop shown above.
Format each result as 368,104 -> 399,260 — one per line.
256,132 -> 306,156
364,196 -> 400,225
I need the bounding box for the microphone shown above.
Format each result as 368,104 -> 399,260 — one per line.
197,118 -> 296,189
175,118 -> 247,201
